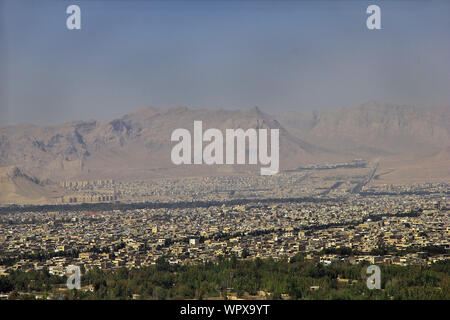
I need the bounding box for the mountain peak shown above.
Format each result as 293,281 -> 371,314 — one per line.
133,105 -> 160,116
248,106 -> 262,115
167,105 -> 189,113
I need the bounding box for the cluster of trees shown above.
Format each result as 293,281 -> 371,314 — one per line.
0,268 -> 66,296
369,245 -> 447,257
0,249 -> 80,267
0,196 -> 337,215
1,255 -> 448,300
321,245 -> 447,257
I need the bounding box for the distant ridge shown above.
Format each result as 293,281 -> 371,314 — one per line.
0,101 -> 448,182
0,166 -> 61,205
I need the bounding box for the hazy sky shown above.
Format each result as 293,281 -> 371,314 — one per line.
1,0 -> 449,125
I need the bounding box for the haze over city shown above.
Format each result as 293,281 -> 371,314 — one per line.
0,0 -> 448,305
1,0 -> 449,125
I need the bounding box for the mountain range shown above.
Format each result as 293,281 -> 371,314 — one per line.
0,101 -> 448,184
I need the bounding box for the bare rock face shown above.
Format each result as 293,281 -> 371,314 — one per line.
277,101 -> 450,158
0,106 -> 317,180
0,166 -> 62,205
0,102 -> 448,182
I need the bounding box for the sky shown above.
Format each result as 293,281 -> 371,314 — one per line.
1,0 -> 449,125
